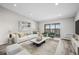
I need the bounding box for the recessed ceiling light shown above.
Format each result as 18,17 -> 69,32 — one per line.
55,3 -> 59,5
13,4 -> 16,7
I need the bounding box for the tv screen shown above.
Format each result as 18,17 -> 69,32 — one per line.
76,20 -> 79,35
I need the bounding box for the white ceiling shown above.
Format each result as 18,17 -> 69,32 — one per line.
0,3 -> 79,22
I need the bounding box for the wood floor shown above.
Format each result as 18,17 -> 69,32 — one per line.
62,39 -> 75,55
0,44 -> 8,55
0,39 -> 76,55
55,39 -> 75,55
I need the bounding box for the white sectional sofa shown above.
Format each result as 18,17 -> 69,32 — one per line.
9,32 -> 38,44
16,34 -> 38,44
7,33 -> 38,55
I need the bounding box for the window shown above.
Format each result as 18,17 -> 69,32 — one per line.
44,23 -> 60,37
46,24 -> 50,29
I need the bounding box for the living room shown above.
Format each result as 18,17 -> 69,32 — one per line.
0,3 -> 79,55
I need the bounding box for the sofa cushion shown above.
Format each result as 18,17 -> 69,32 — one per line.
16,34 -> 38,43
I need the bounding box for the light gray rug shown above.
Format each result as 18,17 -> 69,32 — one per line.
21,39 -> 59,55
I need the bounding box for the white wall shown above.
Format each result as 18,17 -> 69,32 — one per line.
75,11 -> 79,21
0,6 -> 37,45
39,18 -> 75,38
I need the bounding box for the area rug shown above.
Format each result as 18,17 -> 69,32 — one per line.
21,39 -> 59,55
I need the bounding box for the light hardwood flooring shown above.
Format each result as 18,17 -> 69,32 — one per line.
0,39 -> 76,55
55,39 -> 75,55
62,39 -> 75,55
0,44 -> 8,55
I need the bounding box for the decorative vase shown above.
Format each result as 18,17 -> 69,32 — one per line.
37,36 -> 42,41
37,32 -> 42,41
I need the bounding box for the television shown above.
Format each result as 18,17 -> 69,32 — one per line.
75,20 -> 79,35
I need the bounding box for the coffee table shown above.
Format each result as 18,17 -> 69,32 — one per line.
30,37 -> 50,47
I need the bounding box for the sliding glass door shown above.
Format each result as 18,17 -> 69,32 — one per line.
44,23 -> 60,37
